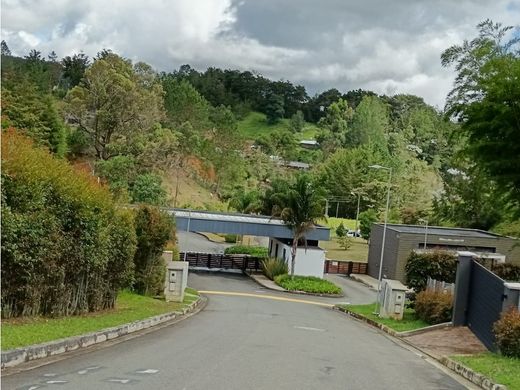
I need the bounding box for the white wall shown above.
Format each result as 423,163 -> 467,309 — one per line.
268,238 -> 325,278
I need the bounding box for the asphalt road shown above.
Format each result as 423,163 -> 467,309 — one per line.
177,231 -> 232,253
3,274 -> 472,390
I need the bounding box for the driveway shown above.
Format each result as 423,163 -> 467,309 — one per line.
3,274 -> 471,390
177,231 -> 232,253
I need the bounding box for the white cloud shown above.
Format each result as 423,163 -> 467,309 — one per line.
1,0 -> 519,107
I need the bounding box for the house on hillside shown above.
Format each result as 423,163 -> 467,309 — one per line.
367,223 -> 520,283
299,140 -> 319,149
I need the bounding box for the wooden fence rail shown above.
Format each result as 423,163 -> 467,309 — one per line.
324,260 -> 367,275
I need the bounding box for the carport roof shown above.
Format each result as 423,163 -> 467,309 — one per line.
379,223 -> 503,239
167,209 -> 330,241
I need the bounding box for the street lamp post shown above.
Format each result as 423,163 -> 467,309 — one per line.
183,209 -> 192,262
368,164 -> 392,316
419,218 -> 428,250
351,191 -> 362,236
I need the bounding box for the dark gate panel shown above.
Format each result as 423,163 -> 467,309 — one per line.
179,252 -> 263,273
466,262 -> 504,351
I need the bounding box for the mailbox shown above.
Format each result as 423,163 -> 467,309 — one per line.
164,261 -> 188,302
379,279 -> 408,320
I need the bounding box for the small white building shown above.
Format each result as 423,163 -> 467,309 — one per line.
268,237 -> 325,278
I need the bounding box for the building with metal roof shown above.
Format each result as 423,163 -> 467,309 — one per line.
168,209 -> 330,278
367,223 -> 520,283
168,209 -> 330,241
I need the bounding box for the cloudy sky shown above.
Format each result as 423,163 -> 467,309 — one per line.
2,0 -> 519,107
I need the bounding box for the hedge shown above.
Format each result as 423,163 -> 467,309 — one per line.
1,131 -> 137,318
224,245 -> 268,257
405,251 -> 457,293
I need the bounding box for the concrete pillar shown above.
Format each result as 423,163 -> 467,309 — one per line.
452,252 -> 475,326
502,282 -> 520,312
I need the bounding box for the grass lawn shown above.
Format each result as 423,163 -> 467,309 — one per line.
275,274 -> 342,295
451,353 -> 520,389
339,303 -> 429,332
296,124 -> 320,140
320,217 -> 358,232
1,289 -> 199,351
238,112 -> 290,139
238,111 -> 319,142
320,238 -> 368,262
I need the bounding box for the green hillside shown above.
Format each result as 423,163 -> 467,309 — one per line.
238,111 -> 319,141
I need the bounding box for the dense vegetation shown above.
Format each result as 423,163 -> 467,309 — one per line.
2,19 -> 518,239
1,131 -> 137,318
1,19 -> 518,320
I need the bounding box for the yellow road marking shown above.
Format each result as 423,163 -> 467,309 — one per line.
198,290 -> 334,307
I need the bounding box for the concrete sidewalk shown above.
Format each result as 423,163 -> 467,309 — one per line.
349,273 -> 379,290
249,273 -> 286,291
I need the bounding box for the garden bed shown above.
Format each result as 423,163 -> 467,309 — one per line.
274,275 -> 342,295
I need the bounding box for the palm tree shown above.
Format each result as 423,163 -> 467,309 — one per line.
228,189 -> 262,214
272,174 -> 326,276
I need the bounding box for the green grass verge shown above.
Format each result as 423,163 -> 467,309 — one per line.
275,274 -> 342,295
320,238 -> 368,262
451,353 -> 520,389
339,303 -> 430,332
2,289 -> 199,351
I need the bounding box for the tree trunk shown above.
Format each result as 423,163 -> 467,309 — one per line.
290,236 -> 298,277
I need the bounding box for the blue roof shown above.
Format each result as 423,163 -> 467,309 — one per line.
167,209 -> 330,241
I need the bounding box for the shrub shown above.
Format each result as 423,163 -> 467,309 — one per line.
1,130 -> 136,318
224,245 -> 268,257
261,258 -> 288,280
336,222 -> 347,237
493,307 -> 520,357
131,173 -> 167,206
274,275 -> 342,295
405,251 -> 457,294
224,234 -> 238,243
414,290 -> 453,324
337,236 -> 352,250
133,206 -> 175,296
492,263 -> 520,282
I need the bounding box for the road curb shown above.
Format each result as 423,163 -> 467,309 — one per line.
1,295 -> 204,370
333,305 -> 507,390
248,272 -> 345,298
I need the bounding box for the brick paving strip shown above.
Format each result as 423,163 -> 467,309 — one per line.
1,295 -> 205,370
334,306 -> 508,390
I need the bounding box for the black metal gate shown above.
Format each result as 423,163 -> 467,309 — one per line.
179,252 -> 263,273
466,262 -> 504,351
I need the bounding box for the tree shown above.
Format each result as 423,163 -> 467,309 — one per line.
265,93 -> 285,124
359,209 -> 378,240
1,40 -> 12,56
133,206 -> 174,296
61,53 -> 90,88
1,80 -> 68,157
131,173 -> 167,206
271,174 -> 325,276
442,20 -> 520,207
349,95 -> 389,149
336,222 -> 347,237
289,110 -> 305,133
64,53 -> 164,160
